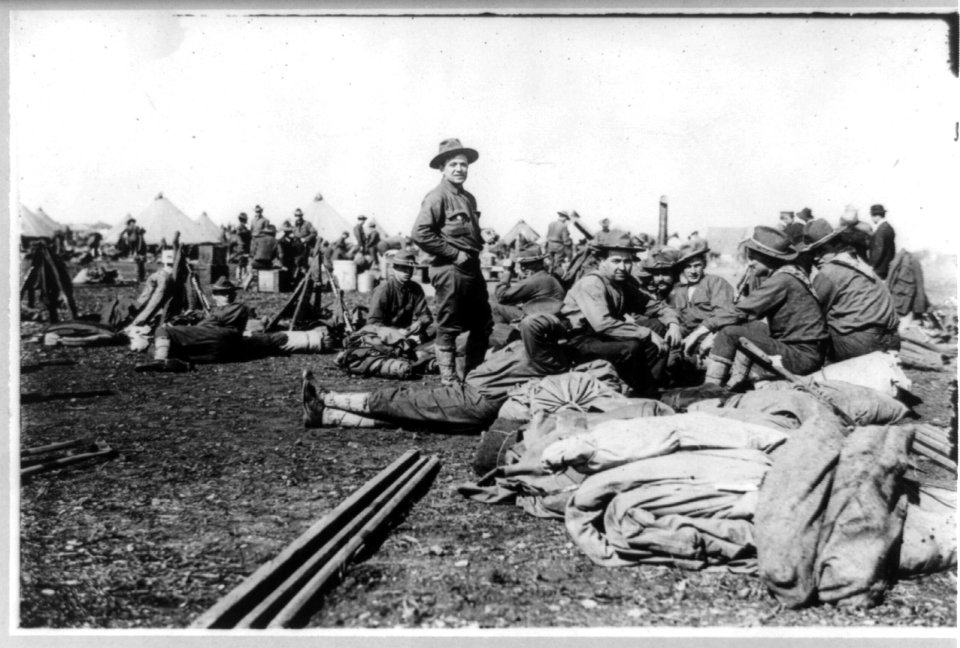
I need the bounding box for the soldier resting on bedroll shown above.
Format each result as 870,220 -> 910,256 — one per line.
136,277 -> 256,372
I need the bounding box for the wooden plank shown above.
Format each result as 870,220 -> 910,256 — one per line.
190,449 -> 421,629
269,455 -> 441,628
21,438 -> 91,458
912,441 -> 958,473
21,443 -> 117,478
235,457 -> 429,628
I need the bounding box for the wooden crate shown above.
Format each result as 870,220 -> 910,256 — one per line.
198,244 -> 227,265
258,269 -> 281,293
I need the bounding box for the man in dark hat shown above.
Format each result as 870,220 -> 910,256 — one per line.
778,211 -> 803,245
291,208 -> 317,273
802,219 -> 899,361
493,243 -> 566,324
138,277 -> 256,371
529,231 -> 681,396
683,226 -> 827,386
868,204 -> 896,279
411,137 -> 492,383
796,207 -> 814,224
545,210 -> 574,269
234,212 -> 252,283
353,215 -> 370,259
670,239 -> 735,337
363,250 -> 433,342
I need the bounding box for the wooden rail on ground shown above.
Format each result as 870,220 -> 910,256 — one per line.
191,449 -> 441,629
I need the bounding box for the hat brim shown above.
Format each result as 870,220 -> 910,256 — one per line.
742,239 -> 798,261
678,247 -> 710,265
516,253 -> 548,264
591,243 -> 642,258
799,227 -> 845,253
430,147 -> 479,170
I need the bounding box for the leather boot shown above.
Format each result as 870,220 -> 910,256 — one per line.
321,409 -> 380,427
703,356 -> 731,386
463,330 -> 490,375
435,344 -> 459,385
301,369 -> 326,428
322,391 -> 370,413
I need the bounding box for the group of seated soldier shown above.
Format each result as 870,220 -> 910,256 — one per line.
302,216 -> 904,434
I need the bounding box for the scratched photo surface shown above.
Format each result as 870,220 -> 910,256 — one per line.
9,8 -> 958,634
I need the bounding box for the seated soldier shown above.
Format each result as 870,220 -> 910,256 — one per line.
802,218 -> 899,361
137,277 -> 256,371
492,243 -> 565,324
360,250 -> 433,343
250,223 -> 281,270
119,249 -> 177,329
302,314 -> 576,433
523,232 -> 681,397
670,239 -> 735,342
684,226 -> 827,386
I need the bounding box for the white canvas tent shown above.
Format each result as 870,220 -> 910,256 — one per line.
501,219 -> 541,246
34,206 -> 63,232
300,193 -> 354,244
194,211 -> 225,244
20,205 -> 58,238
107,193 -> 209,245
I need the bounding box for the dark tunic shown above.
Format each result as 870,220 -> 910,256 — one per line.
250,235 -> 280,269
869,220 -> 896,279
704,265 -> 827,373
886,249 -> 929,317
366,277 -> 432,329
495,269 -> 565,306
236,224 -> 252,254
813,255 -> 900,360
411,177 -> 490,340
669,273 -> 736,335
159,303 -> 254,363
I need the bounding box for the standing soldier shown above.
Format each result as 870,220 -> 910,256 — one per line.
545,210 -> 573,269
250,205 -> 268,239
868,204 -> 896,279
277,221 -> 302,280
235,212 -> 252,283
411,138 -> 492,383
119,217 -> 147,282
353,215 -> 369,257
291,208 -> 318,274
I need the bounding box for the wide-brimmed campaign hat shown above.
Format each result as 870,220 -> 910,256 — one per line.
293,208 -> 303,217
429,138 -> 479,170
800,218 -> 844,251
238,212 -> 248,222
357,214 -> 368,221
642,246 -> 682,271
263,223 -> 277,235
254,205 -> 263,214
591,230 -> 644,257
797,207 -> 813,222
870,204 -> 887,216
516,244 -> 547,264
211,276 -> 238,294
742,225 -> 799,261
678,239 -> 710,265
282,220 -> 294,232
556,210 -> 578,220
390,249 -> 424,268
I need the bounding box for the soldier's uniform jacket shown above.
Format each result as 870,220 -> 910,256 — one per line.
411,178 -> 483,263
562,272 -> 679,339
293,220 -> 318,249
546,219 -> 572,247
496,270 -> 565,306
366,277 -> 433,329
813,254 -> 899,336
703,265 -> 827,344
669,273 -> 736,335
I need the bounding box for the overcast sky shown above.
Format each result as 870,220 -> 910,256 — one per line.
9,11 -> 959,252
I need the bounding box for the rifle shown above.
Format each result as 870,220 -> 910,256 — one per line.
733,263 -> 755,303
737,337 -> 856,427
322,264 -> 354,334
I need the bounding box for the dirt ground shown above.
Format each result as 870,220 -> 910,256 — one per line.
17,269 -> 958,630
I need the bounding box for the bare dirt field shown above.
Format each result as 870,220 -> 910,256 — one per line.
17,268 -> 958,630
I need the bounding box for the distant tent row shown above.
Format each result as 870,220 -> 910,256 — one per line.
20,205 -> 61,239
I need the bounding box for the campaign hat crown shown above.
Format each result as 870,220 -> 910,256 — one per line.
429,138 -> 479,170
870,204 -> 887,216
591,230 -> 643,256
800,218 -> 843,251
391,249 -> 424,268
516,244 -> 547,264
742,225 -> 798,261
677,239 -> 710,265
642,246 -> 682,271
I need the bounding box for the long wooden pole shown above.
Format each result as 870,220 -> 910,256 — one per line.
657,195 -> 668,246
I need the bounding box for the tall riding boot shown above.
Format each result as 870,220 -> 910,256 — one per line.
703,356 -> 731,386
435,344 -> 459,385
